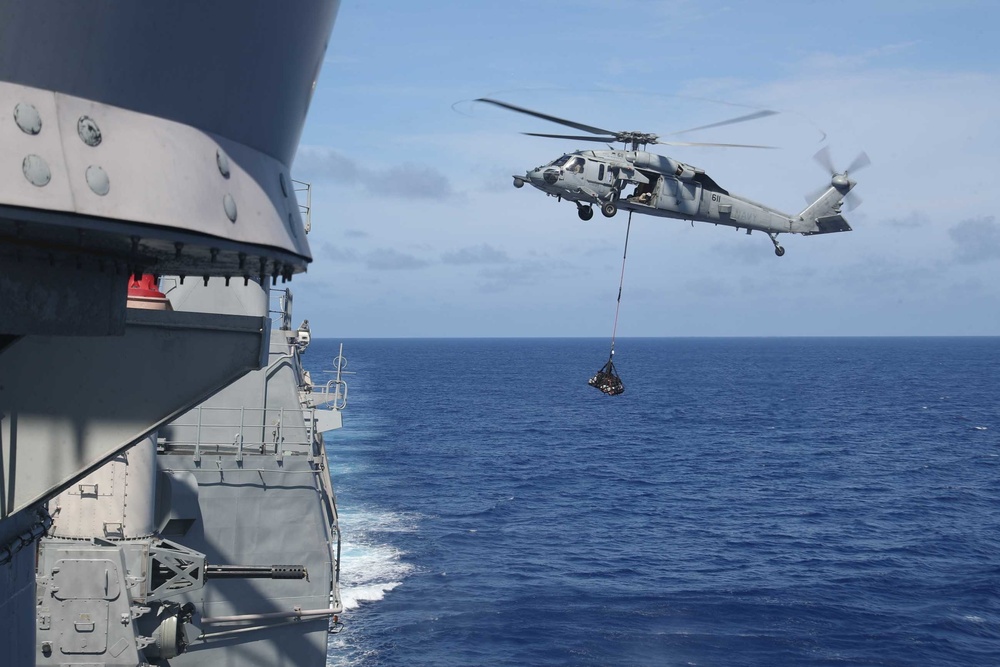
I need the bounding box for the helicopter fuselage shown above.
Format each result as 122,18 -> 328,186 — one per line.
514,149 -> 855,256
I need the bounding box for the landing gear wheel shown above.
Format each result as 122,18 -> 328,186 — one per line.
577,206 -> 594,221
601,202 -> 617,218
768,233 -> 785,257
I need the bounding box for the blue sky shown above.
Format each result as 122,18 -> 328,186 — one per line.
291,0 -> 1000,337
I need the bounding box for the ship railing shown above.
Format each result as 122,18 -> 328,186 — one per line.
312,378 -> 348,411
162,405 -> 319,463
268,288 -> 294,331
308,342 -> 350,410
293,179 -> 312,233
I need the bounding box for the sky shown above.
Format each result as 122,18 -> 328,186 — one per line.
289,0 -> 1000,337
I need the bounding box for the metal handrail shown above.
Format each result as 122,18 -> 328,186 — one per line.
311,343 -> 350,410
267,288 -> 293,331
164,405 -> 317,453
293,179 -> 312,233
315,380 -> 347,411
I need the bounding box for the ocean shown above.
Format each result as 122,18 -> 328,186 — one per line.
307,338 -> 1000,666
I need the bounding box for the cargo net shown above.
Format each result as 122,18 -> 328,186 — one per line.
588,358 -> 624,396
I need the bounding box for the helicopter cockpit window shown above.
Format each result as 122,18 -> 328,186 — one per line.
551,155 -> 571,167
565,157 -> 585,174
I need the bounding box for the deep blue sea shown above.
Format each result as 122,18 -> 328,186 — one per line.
306,338 -> 1000,666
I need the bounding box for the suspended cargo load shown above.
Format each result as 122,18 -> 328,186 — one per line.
589,357 -> 624,395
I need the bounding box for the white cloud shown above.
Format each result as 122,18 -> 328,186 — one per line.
294,146 -> 455,200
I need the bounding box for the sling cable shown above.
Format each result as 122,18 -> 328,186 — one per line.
588,211 -> 632,396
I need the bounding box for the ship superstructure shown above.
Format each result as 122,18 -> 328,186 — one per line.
0,2 -> 343,664
34,280 -> 347,665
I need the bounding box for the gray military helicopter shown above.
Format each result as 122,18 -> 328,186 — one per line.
479,98 -> 868,256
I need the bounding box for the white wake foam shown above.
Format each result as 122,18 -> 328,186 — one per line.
337,508 -> 417,612
340,581 -> 403,610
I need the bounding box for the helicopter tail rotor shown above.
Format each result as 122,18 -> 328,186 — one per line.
813,145 -> 837,175
799,147 -> 870,229
846,151 -> 871,175
844,191 -> 863,212
813,147 -> 870,179
806,147 -> 870,206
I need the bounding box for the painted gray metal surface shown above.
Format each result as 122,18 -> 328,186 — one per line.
0,252 -> 129,336
49,435 -> 158,540
157,455 -> 337,667
36,536 -> 211,664
0,1 -> 343,662
0,80 -> 313,278
30,281 -> 346,665
155,289 -> 343,667
35,543 -> 141,666
0,1 -> 340,167
0,507 -> 49,666
163,276 -> 269,319
0,307 -> 270,518
0,0 -> 341,344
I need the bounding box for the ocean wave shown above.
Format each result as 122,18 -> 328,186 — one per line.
340,508 -> 422,534
309,337 -> 1000,666
337,507 -> 417,620
340,581 -> 403,611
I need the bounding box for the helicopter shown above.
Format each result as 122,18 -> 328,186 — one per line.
478,98 -> 869,257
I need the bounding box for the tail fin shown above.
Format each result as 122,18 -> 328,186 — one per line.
796,178 -> 853,235
796,148 -> 869,235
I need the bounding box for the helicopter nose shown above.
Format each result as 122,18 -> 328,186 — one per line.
542,168 -> 560,185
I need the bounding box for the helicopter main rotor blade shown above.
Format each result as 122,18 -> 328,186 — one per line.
523,132 -> 619,143
668,109 -> 779,136
657,140 -> 777,149
476,98 -> 615,137
523,133 -> 775,149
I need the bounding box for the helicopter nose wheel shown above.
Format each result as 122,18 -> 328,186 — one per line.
769,233 -> 785,257
577,205 -> 594,221
601,202 -> 617,218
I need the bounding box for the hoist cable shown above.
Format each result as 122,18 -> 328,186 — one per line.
608,210 -> 632,358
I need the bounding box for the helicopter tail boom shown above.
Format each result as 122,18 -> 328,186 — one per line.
795,180 -> 854,235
